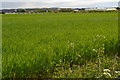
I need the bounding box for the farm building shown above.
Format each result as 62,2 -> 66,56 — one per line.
85,8 -> 117,11
106,8 -> 117,11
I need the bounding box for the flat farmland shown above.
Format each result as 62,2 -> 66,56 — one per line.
2,12 -> 119,78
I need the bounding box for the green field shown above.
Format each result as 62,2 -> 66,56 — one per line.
2,12 -> 119,78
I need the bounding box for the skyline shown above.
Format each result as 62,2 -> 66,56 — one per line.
1,0 -> 119,9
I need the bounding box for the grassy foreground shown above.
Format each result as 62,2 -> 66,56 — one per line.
2,12 -> 120,78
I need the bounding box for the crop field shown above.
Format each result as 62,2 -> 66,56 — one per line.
2,12 -> 120,78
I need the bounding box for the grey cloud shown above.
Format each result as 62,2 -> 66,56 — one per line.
48,1 -> 118,8
1,2 -> 48,9
2,2 -> 27,8
1,1 -> 118,9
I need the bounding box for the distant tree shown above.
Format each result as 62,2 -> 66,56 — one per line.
21,10 -> 26,12
2,11 -> 5,14
17,9 -> 26,13
79,8 -> 85,10
48,10 -> 52,12
116,7 -> 120,10
39,10 -> 46,12
60,9 -> 73,12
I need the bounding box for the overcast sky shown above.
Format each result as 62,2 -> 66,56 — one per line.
1,0 -> 119,9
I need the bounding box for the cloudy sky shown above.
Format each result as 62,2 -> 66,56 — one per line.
1,0 -> 120,9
